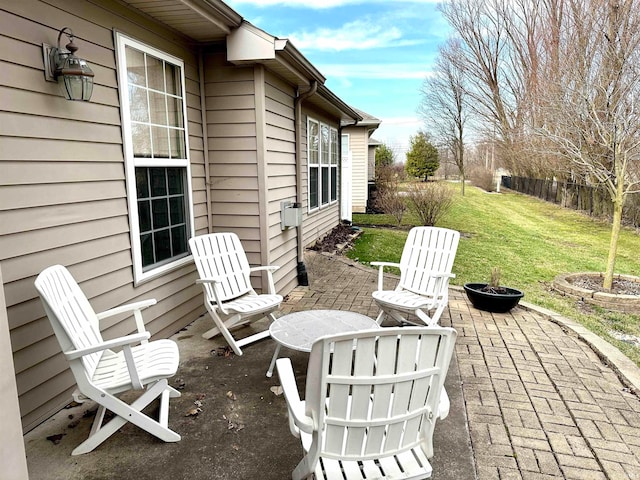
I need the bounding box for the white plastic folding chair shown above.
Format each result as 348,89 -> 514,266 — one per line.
189,232 -> 282,355
372,227 -> 460,327
277,326 -> 457,480
34,265 -> 181,455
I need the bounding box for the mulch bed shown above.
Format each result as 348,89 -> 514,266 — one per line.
310,223 -> 359,253
571,276 -> 640,295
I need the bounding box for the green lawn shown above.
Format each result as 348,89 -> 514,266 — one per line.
349,184 -> 640,366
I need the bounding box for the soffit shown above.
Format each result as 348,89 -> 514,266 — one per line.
119,0 -> 242,42
117,2 -> 359,123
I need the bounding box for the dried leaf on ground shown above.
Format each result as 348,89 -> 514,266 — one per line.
185,407 -> 202,417
67,420 -> 80,429
215,346 -> 235,358
46,434 -> 65,444
270,386 -> 283,396
227,419 -> 245,431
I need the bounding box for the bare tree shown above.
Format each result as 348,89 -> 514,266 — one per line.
420,39 -> 469,194
536,0 -> 640,289
438,0 -> 563,175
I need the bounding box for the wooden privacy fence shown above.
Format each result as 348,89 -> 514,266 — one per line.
502,176 -> 640,229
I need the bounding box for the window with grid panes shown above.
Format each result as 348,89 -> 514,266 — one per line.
116,33 -> 194,283
308,117 -> 338,211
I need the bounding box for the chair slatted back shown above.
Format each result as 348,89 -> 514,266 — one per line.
35,265 -> 103,379
398,227 -> 460,296
189,233 -> 253,302
305,327 -> 456,461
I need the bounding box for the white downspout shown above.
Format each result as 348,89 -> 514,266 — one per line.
294,81 -> 317,286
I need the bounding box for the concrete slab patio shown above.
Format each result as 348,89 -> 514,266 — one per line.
24,251 -> 640,479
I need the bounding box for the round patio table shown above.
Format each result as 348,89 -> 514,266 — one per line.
266,309 -> 379,377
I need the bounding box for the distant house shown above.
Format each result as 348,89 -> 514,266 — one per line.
0,0 -> 362,431
341,109 -> 381,216
367,137 -> 383,210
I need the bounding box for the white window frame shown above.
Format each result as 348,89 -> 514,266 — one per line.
307,117 -> 338,212
115,32 -> 195,284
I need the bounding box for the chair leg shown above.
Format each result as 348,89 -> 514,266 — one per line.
204,309 -> 275,355
266,344 -> 282,377
416,309 -> 435,326
72,380 -> 180,455
203,311 -> 245,355
430,302 -> 447,326
89,405 -> 107,438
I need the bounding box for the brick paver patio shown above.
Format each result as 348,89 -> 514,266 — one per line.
297,251 -> 640,480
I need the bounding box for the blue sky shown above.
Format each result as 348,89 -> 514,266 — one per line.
225,0 -> 451,159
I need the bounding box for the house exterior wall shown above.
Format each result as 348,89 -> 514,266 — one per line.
0,0 -> 348,432
203,51 -> 261,248
343,125 -> 369,213
0,0 -> 206,431
203,55 -> 301,295
263,71 -> 299,294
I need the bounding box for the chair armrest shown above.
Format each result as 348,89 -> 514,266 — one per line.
250,266 -> 280,294
96,299 -> 157,320
250,266 -> 280,273
431,272 -> 455,279
96,299 -> 157,338
195,277 -> 223,285
371,262 -> 401,291
64,332 -> 151,360
276,358 -> 314,435
195,277 -> 234,314
370,261 -> 401,269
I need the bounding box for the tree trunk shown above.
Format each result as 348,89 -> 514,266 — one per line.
603,184 -> 624,290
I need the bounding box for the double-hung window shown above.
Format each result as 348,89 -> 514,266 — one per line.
116,33 -> 194,283
308,117 -> 338,211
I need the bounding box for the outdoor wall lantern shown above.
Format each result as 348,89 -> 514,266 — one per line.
43,27 -> 94,101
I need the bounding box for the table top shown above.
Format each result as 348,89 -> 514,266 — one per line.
269,309 -> 379,352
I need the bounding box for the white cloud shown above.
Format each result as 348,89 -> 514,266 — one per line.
288,19 -> 423,52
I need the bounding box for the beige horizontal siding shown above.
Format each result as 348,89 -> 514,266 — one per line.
263,72 -> 299,294
203,51 -> 266,291
0,0 -> 207,431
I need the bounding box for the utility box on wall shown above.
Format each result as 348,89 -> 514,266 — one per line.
281,201 -> 302,229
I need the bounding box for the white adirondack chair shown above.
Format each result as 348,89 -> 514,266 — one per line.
276,326 -> 457,480
189,232 -> 282,355
34,265 -> 181,455
372,227 -> 460,327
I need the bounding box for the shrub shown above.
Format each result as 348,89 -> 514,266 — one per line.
406,182 -> 454,226
469,167 -> 496,192
375,189 -> 407,226
374,165 -> 400,197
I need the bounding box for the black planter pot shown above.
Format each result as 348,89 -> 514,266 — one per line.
463,283 -> 524,313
